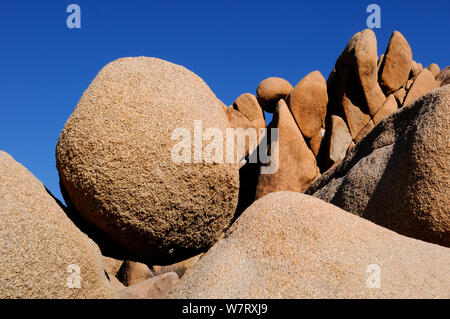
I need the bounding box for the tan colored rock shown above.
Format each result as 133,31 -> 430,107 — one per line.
436,66 -> 450,87
307,86 -> 450,247
287,71 -> 328,139
327,29 -> 384,142
309,129 -> 324,157
56,57 -> 240,265
118,272 -> 179,299
152,254 -> 203,278
256,77 -> 293,113
347,141 -> 355,152
233,93 -> 266,130
225,106 -> 260,164
169,192 -> 450,298
373,94 -> 398,125
376,54 -> 384,73
354,119 -> 374,144
410,60 -> 423,79
393,87 -> 406,105
103,256 -> 123,277
109,275 -> 126,291
426,63 -> 440,77
117,261 -> 154,286
342,91 -> 372,138
405,79 -> 413,90
0,151 -> 115,299
337,29 -> 385,116
327,115 -> 352,167
379,31 -> 412,94
403,69 -> 437,106
255,100 -> 319,199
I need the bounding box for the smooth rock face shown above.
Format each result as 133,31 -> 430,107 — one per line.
354,119 -> 375,144
326,29 -> 385,149
255,100 -> 319,199
0,151 -> 115,299
256,77 -> 293,113
117,272 -> 179,299
152,253 -> 203,278
379,31 -> 412,94
233,93 -> 266,130
410,60 -> 423,79
287,71 -> 328,139
403,69 -> 437,106
337,29 -> 385,116
393,87 -> 407,105
227,93 -> 266,162
426,63 -> 440,77
169,192 -> 450,298
225,106 -> 260,163
117,261 -> 154,286
327,115 -> 353,167
307,86 -> 450,247
327,66 -> 371,140
56,57 -> 240,265
373,94 -> 398,125
436,66 -> 450,87
103,256 -> 123,277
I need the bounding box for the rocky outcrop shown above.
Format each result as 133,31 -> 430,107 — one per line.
307,86 -> 450,247
255,100 -> 319,199
378,31 -> 412,94
169,192 -> 450,298
0,151 -> 115,299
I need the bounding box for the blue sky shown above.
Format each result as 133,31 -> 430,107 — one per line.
0,0 -> 448,202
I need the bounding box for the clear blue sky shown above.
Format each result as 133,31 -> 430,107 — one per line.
1,0 -> 448,202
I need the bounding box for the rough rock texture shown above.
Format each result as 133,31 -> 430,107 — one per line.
169,192 -> 450,298
56,57 -> 240,265
403,69 -> 437,106
117,261 -> 154,286
379,31 -> 412,94
0,151 -> 115,299
307,86 -> 450,247
255,100 -> 319,199
287,71 -> 328,139
256,77 -> 293,113
118,272 -> 179,299
152,253 -> 203,278
436,66 -> 450,87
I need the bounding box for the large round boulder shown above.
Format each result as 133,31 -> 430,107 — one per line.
56,57 -> 240,265
0,151 -> 115,298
